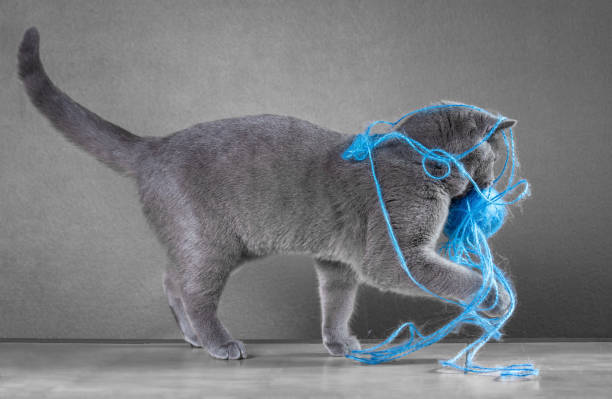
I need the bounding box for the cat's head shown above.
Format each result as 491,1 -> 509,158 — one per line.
395,101 -> 516,190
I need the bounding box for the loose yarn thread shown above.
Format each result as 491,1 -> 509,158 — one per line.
341,104 -> 538,378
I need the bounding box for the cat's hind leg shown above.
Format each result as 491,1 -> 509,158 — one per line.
141,192 -> 247,359
175,239 -> 247,360
314,258 -> 361,356
163,270 -> 201,347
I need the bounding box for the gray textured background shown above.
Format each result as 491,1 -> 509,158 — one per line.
1,0 -> 611,340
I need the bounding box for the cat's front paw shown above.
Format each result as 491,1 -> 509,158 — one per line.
323,335 -> 361,356
207,339 -> 247,360
480,285 -> 512,318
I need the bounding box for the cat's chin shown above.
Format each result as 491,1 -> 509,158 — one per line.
454,179 -> 493,201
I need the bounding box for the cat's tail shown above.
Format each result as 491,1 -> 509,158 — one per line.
18,27 -> 145,175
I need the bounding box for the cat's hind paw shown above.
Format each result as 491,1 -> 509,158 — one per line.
208,340 -> 247,360
324,335 -> 361,356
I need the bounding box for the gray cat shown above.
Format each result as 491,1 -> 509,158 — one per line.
18,28 -> 516,360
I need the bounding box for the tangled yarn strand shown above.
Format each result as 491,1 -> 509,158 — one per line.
342,104 -> 537,378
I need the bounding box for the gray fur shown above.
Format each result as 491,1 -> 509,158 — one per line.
18,28 -> 515,360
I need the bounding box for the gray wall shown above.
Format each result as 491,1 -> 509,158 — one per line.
1,0 -> 611,340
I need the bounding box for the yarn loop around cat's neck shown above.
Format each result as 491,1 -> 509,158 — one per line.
342,104 -> 537,379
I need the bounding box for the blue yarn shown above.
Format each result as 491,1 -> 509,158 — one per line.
445,187 -> 506,239
341,104 -> 538,379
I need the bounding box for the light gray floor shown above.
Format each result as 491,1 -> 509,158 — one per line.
0,342 -> 610,398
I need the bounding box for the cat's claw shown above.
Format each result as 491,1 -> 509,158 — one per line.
324,335 -> 361,356
208,340 -> 248,360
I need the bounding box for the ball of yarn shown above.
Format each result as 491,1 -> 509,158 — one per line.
444,187 -> 507,238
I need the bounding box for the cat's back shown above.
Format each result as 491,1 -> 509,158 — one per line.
166,114 -> 342,155
136,114 -> 358,254
138,113 -> 350,196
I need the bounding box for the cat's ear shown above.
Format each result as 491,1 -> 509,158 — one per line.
495,118 -> 517,131
487,118 -> 517,152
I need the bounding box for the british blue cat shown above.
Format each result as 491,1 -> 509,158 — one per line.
18,28 -> 515,360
